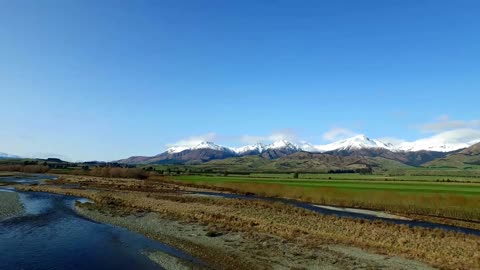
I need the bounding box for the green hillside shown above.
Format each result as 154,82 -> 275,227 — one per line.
424,143 -> 480,169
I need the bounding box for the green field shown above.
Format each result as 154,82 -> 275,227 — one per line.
168,173 -> 480,221
172,174 -> 480,196
245,172 -> 480,182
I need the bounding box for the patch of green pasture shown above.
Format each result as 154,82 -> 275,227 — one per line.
230,172 -> 480,182
174,175 -> 480,195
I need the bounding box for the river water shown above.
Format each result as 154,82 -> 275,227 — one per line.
0,175 -> 202,270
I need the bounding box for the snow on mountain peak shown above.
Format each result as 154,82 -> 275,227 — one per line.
167,141 -> 231,154
164,133 -> 478,155
269,139 -> 299,150
397,139 -> 469,152
233,143 -> 267,154
311,135 -> 396,152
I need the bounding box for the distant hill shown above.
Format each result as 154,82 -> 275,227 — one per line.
117,140 -> 301,165
423,142 -> 480,169
118,137 -> 462,167
116,134 -> 480,172
118,148 -> 237,165
189,152 -> 412,173
325,148 -> 449,166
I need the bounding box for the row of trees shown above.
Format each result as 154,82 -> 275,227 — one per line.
327,167 -> 373,174
71,167 -> 150,179
0,165 -> 50,173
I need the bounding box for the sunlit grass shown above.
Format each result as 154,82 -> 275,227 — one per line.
171,176 -> 480,221
17,175 -> 480,270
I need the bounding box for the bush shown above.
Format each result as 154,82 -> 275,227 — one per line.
0,165 -> 49,173
87,167 -> 150,179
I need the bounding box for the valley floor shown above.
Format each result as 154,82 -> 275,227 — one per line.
15,175 -> 480,270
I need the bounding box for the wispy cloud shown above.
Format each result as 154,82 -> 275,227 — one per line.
239,129 -> 297,144
422,129 -> 480,145
322,127 -> 357,141
379,129 -> 480,149
166,132 -> 217,147
419,115 -> 480,133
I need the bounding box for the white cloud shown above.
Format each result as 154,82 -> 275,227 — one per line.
376,137 -> 406,145
425,129 -> 480,145
419,115 -> 480,133
396,129 -> 480,152
239,129 -> 297,144
322,127 -> 357,141
166,132 -> 217,147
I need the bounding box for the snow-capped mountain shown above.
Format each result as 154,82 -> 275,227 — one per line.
396,140 -> 470,152
119,133 -> 478,165
163,134 -> 471,157
167,141 -> 234,154
233,143 -> 268,155
167,140 -> 300,155
311,135 -> 397,152
297,142 -> 318,152
268,140 -> 300,151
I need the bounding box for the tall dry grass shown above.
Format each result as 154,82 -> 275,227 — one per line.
0,165 -> 49,173
65,167 -> 150,179
17,179 -> 480,270
168,180 -> 480,222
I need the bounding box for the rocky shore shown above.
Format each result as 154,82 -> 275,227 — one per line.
0,191 -> 24,220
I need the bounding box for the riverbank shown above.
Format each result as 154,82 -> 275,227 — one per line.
16,175 -> 480,269
0,191 -> 24,220
75,201 -> 434,270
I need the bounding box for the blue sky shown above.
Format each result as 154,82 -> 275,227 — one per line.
1,0 -> 479,161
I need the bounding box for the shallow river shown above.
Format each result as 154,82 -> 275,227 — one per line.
0,175 -> 201,270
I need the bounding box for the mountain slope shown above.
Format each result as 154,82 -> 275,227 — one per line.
117,133 -> 478,165
118,140 -> 303,164
313,135 -> 397,152
259,140 -> 301,159
233,143 -> 267,155
192,152 -> 412,173
325,148 -> 448,166
423,142 -> 480,169
192,153 -> 370,172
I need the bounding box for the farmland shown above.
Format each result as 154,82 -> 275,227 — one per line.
168,173 -> 480,223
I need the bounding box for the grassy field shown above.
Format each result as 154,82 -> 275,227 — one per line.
172,175 -> 480,195
168,174 -> 480,222
17,175 -> 480,270
240,172 -> 480,182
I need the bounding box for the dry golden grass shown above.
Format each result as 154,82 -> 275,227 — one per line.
0,165 -> 49,173
17,175 -> 480,270
166,180 -> 480,223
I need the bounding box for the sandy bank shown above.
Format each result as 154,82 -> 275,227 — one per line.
145,250 -> 203,270
75,202 -> 435,270
312,204 -> 412,220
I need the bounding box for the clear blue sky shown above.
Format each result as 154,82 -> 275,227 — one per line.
1,0 -> 479,161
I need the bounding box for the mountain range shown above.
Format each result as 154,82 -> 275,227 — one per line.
423,142 -> 480,169
117,135 -> 479,166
